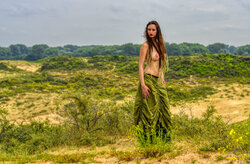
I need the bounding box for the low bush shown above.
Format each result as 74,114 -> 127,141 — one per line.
0,63 -> 9,70
167,84 -> 218,105
168,54 -> 250,78
0,109 -> 64,155
40,56 -> 87,70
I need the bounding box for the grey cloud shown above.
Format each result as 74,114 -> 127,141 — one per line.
0,0 -> 249,47
1,3 -> 55,17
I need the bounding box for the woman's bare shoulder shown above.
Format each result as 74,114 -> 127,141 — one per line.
141,41 -> 149,49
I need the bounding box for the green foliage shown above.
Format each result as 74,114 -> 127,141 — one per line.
207,43 -> 227,54
137,142 -> 172,158
0,102 -> 248,161
63,44 -> 79,53
9,44 -> 29,56
217,117 -> 250,162
43,47 -> 59,57
0,152 -> 97,163
134,124 -> 172,158
55,93 -> 118,145
179,43 -> 192,56
25,44 -> 48,61
87,55 -> 137,73
0,43 -> 250,61
236,44 -> 250,56
226,117 -> 249,153
74,43 -> 140,57
1,54 -> 248,103
0,63 -> 9,70
70,72 -> 98,87
167,84 -> 217,104
40,56 -> 87,70
166,42 -> 210,56
0,62 -> 25,72
55,92 -> 133,137
0,47 -> 11,58
0,110 -> 64,155
171,105 -> 246,153
0,51 -> 249,162
0,71 -> 71,99
168,54 -> 250,78
56,94 -> 105,135
36,153 -> 96,163
117,61 -> 138,73
104,101 -> 134,135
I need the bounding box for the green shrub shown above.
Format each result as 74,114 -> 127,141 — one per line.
168,54 -> 250,78
55,93 -> 118,145
0,63 -> 9,70
167,84 -> 218,104
172,105 -> 233,151
0,109 -> 64,155
40,56 -> 87,70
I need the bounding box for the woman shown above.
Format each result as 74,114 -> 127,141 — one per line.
134,20 -> 171,144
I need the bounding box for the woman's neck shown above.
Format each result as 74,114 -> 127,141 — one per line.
152,38 -> 156,43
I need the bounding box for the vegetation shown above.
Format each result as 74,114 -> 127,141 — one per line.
0,63 -> 9,70
40,56 -> 87,70
168,54 -> 250,78
0,53 -> 249,163
0,104 -> 248,162
0,43 -> 250,61
3,54 -> 247,103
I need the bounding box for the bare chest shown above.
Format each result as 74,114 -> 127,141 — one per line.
151,49 -> 159,61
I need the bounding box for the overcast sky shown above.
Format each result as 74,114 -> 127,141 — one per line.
0,0 -> 250,47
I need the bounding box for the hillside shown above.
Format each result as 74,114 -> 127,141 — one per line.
0,54 -> 249,163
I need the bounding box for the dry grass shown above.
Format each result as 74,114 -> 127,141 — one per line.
1,92 -> 63,124
0,60 -> 41,72
35,138 -> 232,164
171,83 -> 250,123
0,60 -> 249,163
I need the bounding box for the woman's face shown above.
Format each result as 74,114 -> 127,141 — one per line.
147,24 -> 157,38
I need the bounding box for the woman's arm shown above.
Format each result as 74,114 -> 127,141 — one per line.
161,71 -> 166,87
139,42 -> 148,86
161,53 -> 167,87
139,42 -> 151,99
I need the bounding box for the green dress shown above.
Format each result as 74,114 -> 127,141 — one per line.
134,73 -> 172,143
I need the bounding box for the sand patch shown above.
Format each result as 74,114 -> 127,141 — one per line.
0,92 -> 63,124
0,60 -> 41,72
171,83 -> 250,123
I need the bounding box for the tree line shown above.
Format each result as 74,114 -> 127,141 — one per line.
0,42 -> 249,61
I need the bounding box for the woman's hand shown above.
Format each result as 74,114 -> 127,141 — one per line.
141,84 -> 151,100
162,80 -> 166,87
161,72 -> 166,87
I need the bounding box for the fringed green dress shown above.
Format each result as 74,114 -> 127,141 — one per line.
134,73 -> 172,142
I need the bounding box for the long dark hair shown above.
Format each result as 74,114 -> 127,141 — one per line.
144,20 -> 169,75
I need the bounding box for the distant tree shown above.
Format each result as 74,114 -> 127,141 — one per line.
9,45 -> 20,56
9,44 -> 29,56
228,45 -> 237,54
179,43 -> 192,56
0,47 -> 11,57
64,44 -> 79,52
207,43 -> 227,54
43,47 -> 59,57
18,44 -> 29,54
121,43 -> 137,56
166,43 -> 181,56
134,44 -> 141,55
39,44 -> 49,49
188,43 -> 209,54
236,45 -> 250,56
25,44 -> 48,61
